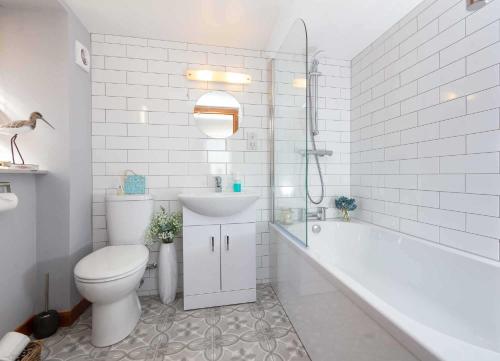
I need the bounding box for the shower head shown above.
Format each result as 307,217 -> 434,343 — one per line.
309,50 -> 324,74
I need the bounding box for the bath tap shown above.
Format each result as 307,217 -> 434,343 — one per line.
215,176 -> 222,192
306,207 -> 327,221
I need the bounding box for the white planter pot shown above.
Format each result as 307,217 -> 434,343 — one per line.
158,242 -> 177,304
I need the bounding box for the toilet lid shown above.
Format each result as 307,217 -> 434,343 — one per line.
74,245 -> 149,282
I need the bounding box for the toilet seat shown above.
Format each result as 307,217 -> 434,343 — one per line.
75,245 -> 148,283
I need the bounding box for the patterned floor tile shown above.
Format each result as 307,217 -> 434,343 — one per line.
220,342 -> 268,361
274,331 -> 311,361
41,285 -> 311,361
216,310 -> 255,337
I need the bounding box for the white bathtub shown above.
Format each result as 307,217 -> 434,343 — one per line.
270,220 -> 500,361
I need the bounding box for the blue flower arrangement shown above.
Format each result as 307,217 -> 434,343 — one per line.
335,196 -> 357,222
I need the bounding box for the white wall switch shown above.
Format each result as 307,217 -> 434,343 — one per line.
247,132 -> 257,150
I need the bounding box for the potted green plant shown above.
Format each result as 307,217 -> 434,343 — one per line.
335,196 -> 357,222
146,207 -> 182,304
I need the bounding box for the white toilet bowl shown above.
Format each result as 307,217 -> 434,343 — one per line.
74,245 -> 149,347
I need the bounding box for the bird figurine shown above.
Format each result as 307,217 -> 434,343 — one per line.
0,111 -> 55,165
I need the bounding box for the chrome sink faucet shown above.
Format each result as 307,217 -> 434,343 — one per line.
215,176 -> 222,193
307,207 -> 327,221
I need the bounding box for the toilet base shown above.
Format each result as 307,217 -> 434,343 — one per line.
91,291 -> 142,347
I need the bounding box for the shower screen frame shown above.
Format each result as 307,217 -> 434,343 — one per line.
270,18 -> 309,247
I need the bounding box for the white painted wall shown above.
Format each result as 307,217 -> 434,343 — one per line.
0,175 -> 37,335
65,2 -> 93,308
351,0 -> 500,260
0,2 -> 71,329
0,0 -> 91,330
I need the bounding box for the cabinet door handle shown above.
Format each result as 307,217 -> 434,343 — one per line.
211,236 -> 215,252
226,235 -> 229,251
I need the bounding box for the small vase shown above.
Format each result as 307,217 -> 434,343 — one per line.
342,209 -> 350,222
158,242 -> 177,304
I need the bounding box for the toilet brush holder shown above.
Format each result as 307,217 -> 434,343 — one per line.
33,274 -> 59,339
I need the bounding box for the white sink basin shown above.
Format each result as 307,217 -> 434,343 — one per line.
178,192 -> 259,217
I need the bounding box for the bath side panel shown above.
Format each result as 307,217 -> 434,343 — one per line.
270,225 -> 419,361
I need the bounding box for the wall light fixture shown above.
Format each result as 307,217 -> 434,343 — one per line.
186,70 -> 251,84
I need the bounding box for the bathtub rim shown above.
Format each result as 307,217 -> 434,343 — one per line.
270,221 -> 500,361
282,219 -> 500,267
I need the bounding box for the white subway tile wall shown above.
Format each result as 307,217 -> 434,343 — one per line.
351,0 -> 500,260
273,53 -> 351,226
91,34 -> 351,295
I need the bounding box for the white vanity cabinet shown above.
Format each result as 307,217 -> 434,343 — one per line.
183,225 -> 221,296
220,223 -> 256,292
182,205 -> 256,310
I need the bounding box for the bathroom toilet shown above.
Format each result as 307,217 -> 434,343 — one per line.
74,194 -> 153,347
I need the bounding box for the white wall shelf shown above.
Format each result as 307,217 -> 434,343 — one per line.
0,169 -> 48,175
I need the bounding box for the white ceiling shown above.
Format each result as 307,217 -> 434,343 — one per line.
62,0 -> 424,60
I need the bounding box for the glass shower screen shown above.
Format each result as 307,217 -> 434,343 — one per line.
271,19 -> 309,246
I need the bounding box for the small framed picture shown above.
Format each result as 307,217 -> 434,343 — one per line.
75,40 -> 90,72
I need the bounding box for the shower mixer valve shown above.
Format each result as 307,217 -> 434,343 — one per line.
305,207 -> 327,221
299,149 -> 333,157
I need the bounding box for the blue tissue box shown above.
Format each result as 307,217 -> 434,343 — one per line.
124,174 -> 145,194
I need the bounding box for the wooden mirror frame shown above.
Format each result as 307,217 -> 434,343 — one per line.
193,105 -> 239,134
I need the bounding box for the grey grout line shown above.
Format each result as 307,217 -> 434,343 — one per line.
352,0 -> 494,73
353,34 -> 500,91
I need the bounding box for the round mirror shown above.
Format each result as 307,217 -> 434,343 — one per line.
193,91 -> 241,138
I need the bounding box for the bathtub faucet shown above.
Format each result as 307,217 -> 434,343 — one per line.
306,207 -> 327,221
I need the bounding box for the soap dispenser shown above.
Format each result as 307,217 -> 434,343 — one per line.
233,173 -> 242,192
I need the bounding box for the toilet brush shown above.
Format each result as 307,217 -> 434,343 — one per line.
33,273 -> 59,339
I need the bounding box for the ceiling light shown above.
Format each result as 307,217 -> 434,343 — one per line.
186,70 -> 251,84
